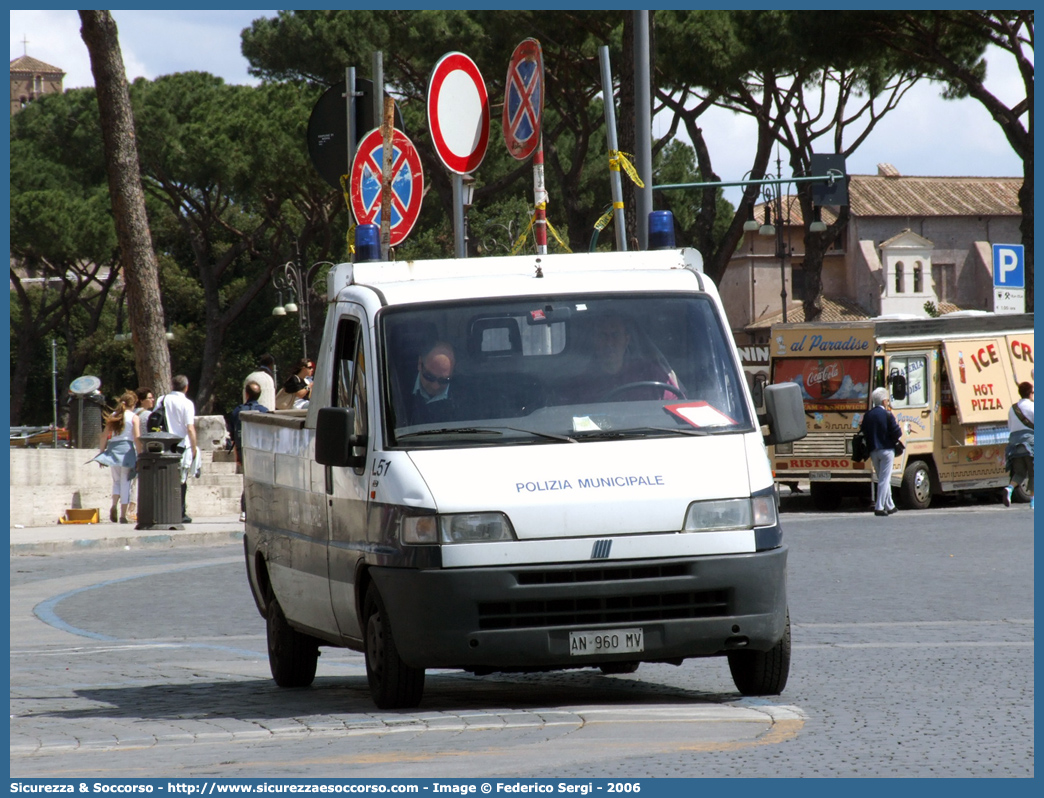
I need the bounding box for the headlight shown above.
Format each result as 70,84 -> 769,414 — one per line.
401,512 -> 517,544
439,512 -> 517,543
683,496 -> 777,531
684,499 -> 751,531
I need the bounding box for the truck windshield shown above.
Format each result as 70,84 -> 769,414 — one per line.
380,293 -> 753,447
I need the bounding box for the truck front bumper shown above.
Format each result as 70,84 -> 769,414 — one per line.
370,546 -> 788,670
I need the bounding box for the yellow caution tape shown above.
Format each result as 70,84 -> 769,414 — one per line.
608,150 -> 645,188
339,175 -> 356,254
593,210 -> 614,231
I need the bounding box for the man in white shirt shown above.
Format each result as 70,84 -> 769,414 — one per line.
162,374 -> 199,523
243,354 -> 276,413
1003,381 -> 1034,507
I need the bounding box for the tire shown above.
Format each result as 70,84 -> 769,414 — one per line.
1013,477 -> 1032,504
599,661 -> 640,675
728,611 -> 791,696
809,482 -> 843,512
900,460 -> 932,509
364,586 -> 425,709
267,594 -> 319,688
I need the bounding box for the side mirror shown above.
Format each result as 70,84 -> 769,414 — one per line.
751,373 -> 767,410
763,382 -> 807,445
315,406 -> 366,468
888,368 -> 907,401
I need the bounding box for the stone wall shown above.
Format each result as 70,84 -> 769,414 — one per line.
9,416 -> 241,527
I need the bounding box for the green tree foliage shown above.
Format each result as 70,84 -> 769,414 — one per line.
129,72 -> 345,412
241,10 -> 629,254
657,10 -> 923,320
9,89 -> 123,425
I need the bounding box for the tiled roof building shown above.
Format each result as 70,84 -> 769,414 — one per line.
11,54 -> 65,115
720,164 -> 1024,348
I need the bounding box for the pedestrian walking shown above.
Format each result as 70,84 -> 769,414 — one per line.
860,387 -> 903,516
1003,381 -> 1034,507
157,375 -> 199,523
92,390 -> 142,523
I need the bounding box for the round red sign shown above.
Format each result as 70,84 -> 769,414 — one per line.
349,128 -> 424,247
503,39 -> 544,161
427,52 -> 490,174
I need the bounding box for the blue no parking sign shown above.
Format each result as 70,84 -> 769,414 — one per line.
993,244 -> 1025,289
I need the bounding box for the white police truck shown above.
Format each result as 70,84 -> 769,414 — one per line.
241,231 -> 806,709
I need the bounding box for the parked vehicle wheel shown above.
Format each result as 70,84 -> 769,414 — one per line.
810,482 -> 843,511
728,610 -> 791,696
267,593 -> 319,688
900,460 -> 932,509
364,586 -> 425,709
1013,477 -> 1032,504
599,661 -> 640,675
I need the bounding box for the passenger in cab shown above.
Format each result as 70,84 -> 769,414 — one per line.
408,341 -> 458,424
563,314 -> 674,402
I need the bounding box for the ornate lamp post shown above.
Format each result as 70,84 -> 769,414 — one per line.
272,258 -> 327,359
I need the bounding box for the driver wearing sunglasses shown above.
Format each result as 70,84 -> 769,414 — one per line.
409,341 -> 457,424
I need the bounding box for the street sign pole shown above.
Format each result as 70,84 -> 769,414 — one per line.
380,97 -> 395,260
345,67 -> 356,185
599,46 -> 627,252
452,174 -> 467,258
533,140 -> 547,255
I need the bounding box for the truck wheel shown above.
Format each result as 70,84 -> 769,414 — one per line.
809,482 -> 843,511
599,662 -> 640,675
900,460 -> 932,509
267,594 -> 319,688
364,587 -> 425,709
728,611 -> 790,696
1013,477 -> 1032,504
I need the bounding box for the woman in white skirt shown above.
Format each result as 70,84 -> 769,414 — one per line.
92,391 -> 142,523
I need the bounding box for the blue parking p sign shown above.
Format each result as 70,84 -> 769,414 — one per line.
993,244 -> 1025,288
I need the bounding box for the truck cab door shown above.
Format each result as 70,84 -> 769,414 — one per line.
324,312 -> 371,641
887,351 -> 933,470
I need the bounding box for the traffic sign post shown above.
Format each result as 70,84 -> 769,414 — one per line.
504,39 -> 547,254
307,77 -> 404,191
349,128 -> 424,248
428,52 -> 490,258
992,244 -> 1026,315
428,52 -> 490,175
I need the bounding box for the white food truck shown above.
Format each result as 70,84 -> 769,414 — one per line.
241,245 -> 806,708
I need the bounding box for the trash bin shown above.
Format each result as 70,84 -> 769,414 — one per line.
69,393 -> 105,449
136,431 -> 184,530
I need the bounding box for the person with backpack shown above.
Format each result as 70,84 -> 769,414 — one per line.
153,375 -> 199,523
859,387 -> 903,517
1003,381 -> 1034,508
231,380 -> 269,522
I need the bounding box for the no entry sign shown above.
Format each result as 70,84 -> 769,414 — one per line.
349,128 -> 424,247
427,52 -> 490,174
503,39 -> 544,160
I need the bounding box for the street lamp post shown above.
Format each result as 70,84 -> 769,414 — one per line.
758,184 -> 789,324
272,258 -> 327,360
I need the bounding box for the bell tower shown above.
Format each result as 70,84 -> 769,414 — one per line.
10,45 -> 65,115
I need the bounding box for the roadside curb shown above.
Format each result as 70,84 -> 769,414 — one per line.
10,530 -> 245,555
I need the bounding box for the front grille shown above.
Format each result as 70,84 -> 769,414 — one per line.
517,562 -> 688,585
477,589 -> 729,630
791,430 -> 852,456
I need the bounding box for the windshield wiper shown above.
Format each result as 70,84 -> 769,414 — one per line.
576,425 -> 714,440
397,426 -> 577,443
